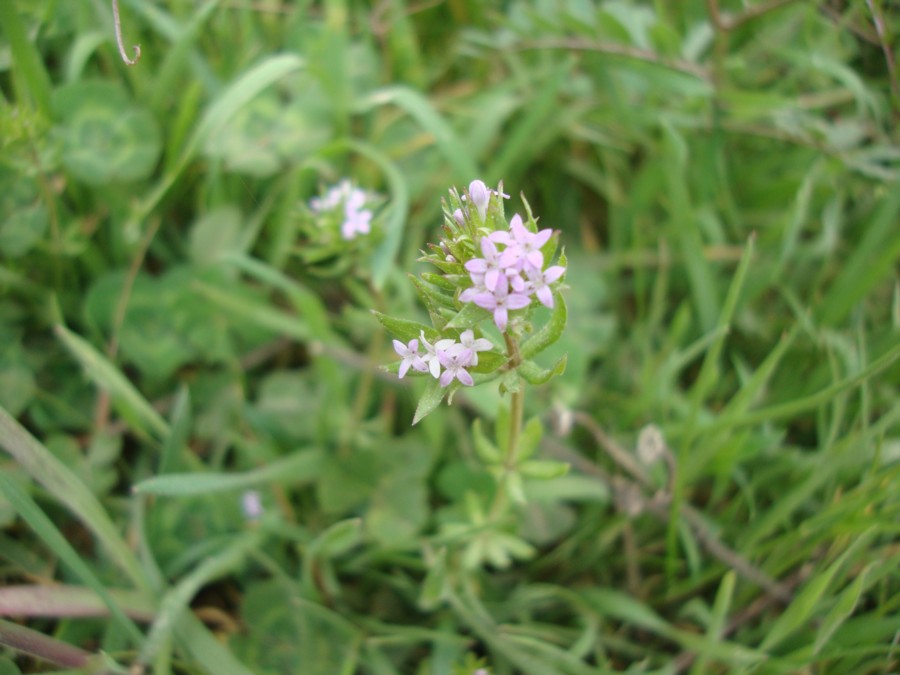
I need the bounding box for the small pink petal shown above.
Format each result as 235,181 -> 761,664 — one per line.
537,285 -> 554,308
494,307 -> 508,331
543,265 -> 565,283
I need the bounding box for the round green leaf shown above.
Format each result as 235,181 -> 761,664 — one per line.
53,81 -> 161,185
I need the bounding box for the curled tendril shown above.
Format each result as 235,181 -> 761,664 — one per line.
112,0 -> 141,66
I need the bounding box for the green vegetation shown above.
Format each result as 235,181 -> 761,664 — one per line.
1,1 -> 898,673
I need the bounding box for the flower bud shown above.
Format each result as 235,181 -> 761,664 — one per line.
468,179 -> 490,221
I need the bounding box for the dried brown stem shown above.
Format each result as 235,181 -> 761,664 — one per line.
112,0 -> 141,66
708,0 -> 800,32
865,0 -> 899,105
513,37 -> 710,81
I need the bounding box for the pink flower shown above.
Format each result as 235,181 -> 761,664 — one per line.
419,331 -> 456,378
464,237 -> 512,292
457,329 -> 493,366
471,283 -> 532,332
393,339 -> 427,378
438,347 -> 475,387
526,264 -> 566,308
499,214 -> 553,270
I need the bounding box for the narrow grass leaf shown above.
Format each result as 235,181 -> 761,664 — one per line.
139,531 -> 263,666
54,325 -> 169,440
818,190 -> 900,325
760,528 -> 876,652
158,386 -> 191,475
0,2 -> 53,116
0,406 -> 147,590
360,86 -> 479,179
175,612 -> 255,675
225,253 -> 337,344
690,235 -> 755,406
0,472 -> 145,647
133,54 -> 306,227
0,618 -> 95,670
0,584 -> 155,622
133,450 -> 323,496
662,121 -> 719,331
192,281 -> 310,342
813,562 -> 875,655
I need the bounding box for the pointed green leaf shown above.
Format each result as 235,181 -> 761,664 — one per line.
418,548 -> 449,611
472,419 -> 502,464
519,354 -> 567,385
813,563 -> 874,654
516,417 -> 545,461
519,460 -> 569,480
371,311 -> 435,344
446,301 -> 492,330
412,379 -> 448,425
520,293 -> 567,359
133,450 -> 323,496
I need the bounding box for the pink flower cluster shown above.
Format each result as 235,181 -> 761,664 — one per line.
310,180 -> 373,240
393,330 -> 493,387
459,213 -> 565,332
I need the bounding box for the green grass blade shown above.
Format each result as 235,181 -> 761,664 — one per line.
0,472 -> 145,648
0,406 -> 148,590
0,2 -> 53,116
192,280 -> 311,342
54,324 -> 169,440
360,86 -> 479,180
139,531 -> 263,667
133,449 -> 324,496
132,54 -> 306,227
818,189 -> 900,325
760,528 -> 876,652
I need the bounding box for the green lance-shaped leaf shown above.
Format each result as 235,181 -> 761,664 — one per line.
518,460 -> 569,480
372,311 -> 435,344
412,379 -> 450,426
409,276 -> 453,328
418,548 -> 449,611
468,350 -> 506,375
520,293 -> 567,360
446,301 -> 492,331
472,419 -> 502,464
518,354 -> 567,386
133,450 -> 323,496
516,417 -> 544,462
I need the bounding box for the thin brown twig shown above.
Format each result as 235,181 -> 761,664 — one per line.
112,0 -> 141,66
513,37 -> 710,81
708,0 -> 800,32
865,0 -> 899,105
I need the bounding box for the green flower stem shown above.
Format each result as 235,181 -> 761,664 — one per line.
489,333 -> 525,520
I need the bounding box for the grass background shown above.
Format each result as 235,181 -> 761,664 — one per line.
1,0 -> 898,673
